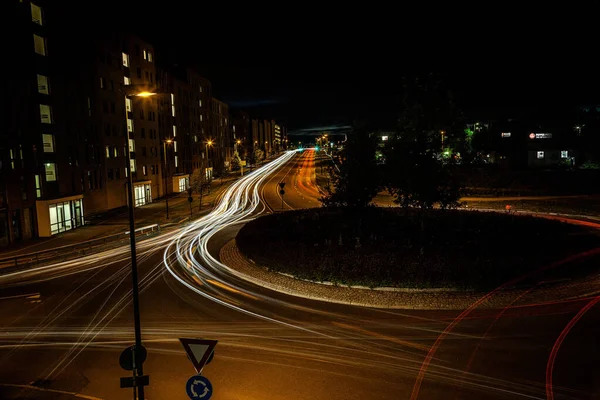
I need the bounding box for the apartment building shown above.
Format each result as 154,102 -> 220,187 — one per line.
251,119 -> 279,155
231,110 -> 251,160
0,0 -> 86,244
157,66 -> 212,193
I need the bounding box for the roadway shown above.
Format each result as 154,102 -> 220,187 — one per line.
0,150 -> 599,399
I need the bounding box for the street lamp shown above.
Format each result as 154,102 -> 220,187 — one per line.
122,90 -> 156,400
163,139 -> 173,219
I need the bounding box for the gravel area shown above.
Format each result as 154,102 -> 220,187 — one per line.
220,240 -> 600,310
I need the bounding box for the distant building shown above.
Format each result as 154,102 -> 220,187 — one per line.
231,110 -> 251,160
251,119 -> 279,155
211,99 -> 232,172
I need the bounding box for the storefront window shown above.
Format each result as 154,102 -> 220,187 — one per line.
49,199 -> 84,235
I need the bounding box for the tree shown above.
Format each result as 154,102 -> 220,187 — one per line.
385,73 -> 462,209
230,150 -> 242,171
252,147 -> 264,165
189,160 -> 212,211
321,121 -> 380,209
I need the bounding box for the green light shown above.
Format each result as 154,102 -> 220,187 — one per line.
315,146 -> 320,151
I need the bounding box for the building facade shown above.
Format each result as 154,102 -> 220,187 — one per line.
211,99 -> 232,172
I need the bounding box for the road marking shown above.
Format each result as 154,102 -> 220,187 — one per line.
0,383 -> 104,399
0,292 -> 40,301
332,321 -> 430,351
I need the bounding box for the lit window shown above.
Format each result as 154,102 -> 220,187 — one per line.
122,52 -> 130,67
42,134 -> 54,152
9,150 -> 15,169
501,132 -> 511,138
175,155 -> 178,167
199,85 -> 203,93
33,34 -> 46,55
194,135 -> 198,142
105,145 -> 110,158
561,150 -> 568,158
148,52 -> 153,62
200,114 -> 203,122
142,165 -> 147,176
381,136 -> 388,141
100,77 -> 105,89
126,98 -> 132,112
130,159 -> 136,172
143,49 -> 147,60
37,74 -> 49,94
171,94 -> 175,116
45,163 -> 57,181
127,119 -> 134,133
174,141 -> 178,152
537,151 -> 544,159
113,147 -> 118,157
124,76 -> 131,85
31,3 -> 43,25
172,125 -> 177,137
40,104 -> 52,124
199,99 -> 202,107
35,174 -> 42,198
128,139 -> 135,152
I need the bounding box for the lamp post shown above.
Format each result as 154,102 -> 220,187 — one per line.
205,139 -> 213,180
163,139 -> 173,219
123,90 -> 156,400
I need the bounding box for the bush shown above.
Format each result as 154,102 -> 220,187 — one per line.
236,208 -> 599,290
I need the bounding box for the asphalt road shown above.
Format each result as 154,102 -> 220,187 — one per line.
0,150 -> 599,400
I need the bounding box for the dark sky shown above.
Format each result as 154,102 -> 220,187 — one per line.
81,2 -> 598,132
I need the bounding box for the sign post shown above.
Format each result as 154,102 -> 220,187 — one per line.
180,338 -> 218,399
278,182 -> 286,211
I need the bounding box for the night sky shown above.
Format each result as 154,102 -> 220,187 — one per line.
78,3 -> 597,133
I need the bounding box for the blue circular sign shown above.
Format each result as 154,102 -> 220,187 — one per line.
186,375 -> 213,399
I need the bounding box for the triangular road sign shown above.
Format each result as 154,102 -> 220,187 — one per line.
179,338 -> 218,374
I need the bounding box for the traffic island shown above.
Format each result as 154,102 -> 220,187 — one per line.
222,208 -> 600,309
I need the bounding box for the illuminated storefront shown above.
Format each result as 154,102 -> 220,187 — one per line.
35,195 -> 85,237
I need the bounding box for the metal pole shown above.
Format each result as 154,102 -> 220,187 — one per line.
163,141 -> 169,219
124,98 -> 145,400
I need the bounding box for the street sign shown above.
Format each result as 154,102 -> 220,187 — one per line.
179,338 -> 218,374
279,189 -> 285,195
186,375 -> 212,399
278,182 -> 286,189
120,374 -> 149,389
119,345 -> 147,371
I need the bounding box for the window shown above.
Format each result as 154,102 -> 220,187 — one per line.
136,67 -> 142,78
174,155 -> 178,167
194,135 -> 198,143
35,175 -> 42,198
199,99 -> 202,107
127,119 -> 134,133
42,134 -> 54,152
37,74 -> 49,94
113,147 -> 118,157
122,52 -> 130,67
130,159 -> 136,173
199,85 -> 203,93
45,163 -> 57,181
381,136 -> 388,141
39,104 -> 52,124
140,109 -> 144,119
174,141 -> 177,152
31,3 -> 43,25
100,77 -> 105,89
537,151 -> 545,159
126,98 -> 132,112
561,150 -> 569,158
128,139 -> 135,153
200,114 -> 203,122
148,52 -> 153,62
142,165 -> 147,176
124,76 -> 130,85
501,132 -> 511,138
33,34 -> 46,55
143,49 -> 147,60
179,177 -> 188,192
105,145 -> 110,158
172,125 -> 177,137
49,199 -> 84,235
10,150 -> 15,169
107,168 -> 114,180
171,93 -> 176,116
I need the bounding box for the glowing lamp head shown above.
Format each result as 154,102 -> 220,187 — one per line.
134,91 -> 156,98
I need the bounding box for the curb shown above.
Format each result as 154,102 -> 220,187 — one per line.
219,239 -> 600,310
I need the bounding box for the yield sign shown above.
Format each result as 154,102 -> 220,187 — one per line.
179,338 -> 218,374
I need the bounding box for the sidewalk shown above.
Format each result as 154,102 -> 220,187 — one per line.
0,174 -> 240,258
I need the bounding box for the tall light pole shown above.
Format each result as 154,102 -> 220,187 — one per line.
123,90 -> 156,400
163,139 -> 173,219
205,140 -> 213,179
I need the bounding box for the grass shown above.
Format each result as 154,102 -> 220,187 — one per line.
236,207 -> 600,291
